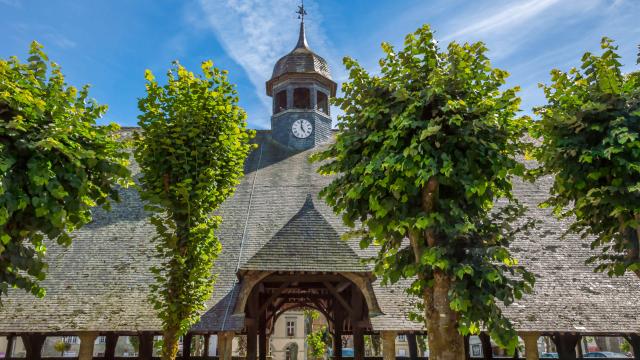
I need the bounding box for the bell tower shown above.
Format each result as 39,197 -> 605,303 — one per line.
266,3 -> 337,151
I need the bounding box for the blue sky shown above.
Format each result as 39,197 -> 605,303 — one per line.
2,0 -> 639,129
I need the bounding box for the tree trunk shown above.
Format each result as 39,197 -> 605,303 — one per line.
424,273 -> 465,360
410,178 -> 465,360
163,325 -> 180,360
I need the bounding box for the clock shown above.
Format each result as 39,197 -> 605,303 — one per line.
291,119 -> 313,139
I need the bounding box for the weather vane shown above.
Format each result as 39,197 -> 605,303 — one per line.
296,0 -> 307,23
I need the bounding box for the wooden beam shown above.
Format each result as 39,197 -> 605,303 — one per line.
266,274 -> 346,283
323,281 -> 354,315
258,282 -> 290,314
21,334 -> 45,360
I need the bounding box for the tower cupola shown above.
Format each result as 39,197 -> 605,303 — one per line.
266,3 -> 336,150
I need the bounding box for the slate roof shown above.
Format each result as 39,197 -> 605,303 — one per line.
240,194 -> 368,273
0,130 -> 638,334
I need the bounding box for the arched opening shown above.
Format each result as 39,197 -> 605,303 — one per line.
316,91 -> 328,115
275,90 -> 287,114
242,272 -> 373,360
293,88 -> 311,109
284,342 -> 299,360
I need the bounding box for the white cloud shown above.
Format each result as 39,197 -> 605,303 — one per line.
194,0 -> 336,128
443,0 -> 562,41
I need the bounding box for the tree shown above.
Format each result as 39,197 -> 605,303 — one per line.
306,326 -> 328,360
312,25 -> 534,359
531,38 -> 640,278
134,61 -> 254,360
0,42 -> 131,299
54,339 -> 71,356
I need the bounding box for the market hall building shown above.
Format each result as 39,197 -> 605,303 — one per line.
0,11 -> 639,360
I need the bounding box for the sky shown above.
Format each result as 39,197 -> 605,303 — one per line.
2,0 -> 639,129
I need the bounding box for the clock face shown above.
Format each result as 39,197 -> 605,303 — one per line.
292,119 -> 313,139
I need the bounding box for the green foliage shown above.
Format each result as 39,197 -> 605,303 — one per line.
53,339 -> 71,355
531,38 -> 640,278
134,60 -> 254,359
306,325 -> 328,359
312,25 -> 534,353
0,42 -> 131,299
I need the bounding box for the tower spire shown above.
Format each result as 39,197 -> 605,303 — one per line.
294,0 -> 308,49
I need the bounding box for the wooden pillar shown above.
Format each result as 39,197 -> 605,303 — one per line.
333,300 -> 344,360
204,334 -> 211,358
104,334 -> 118,360
381,331 -> 397,360
408,334 -> 418,360
351,285 -> 365,360
551,333 -> 580,360
78,332 -> 98,360
21,334 -> 45,360
259,308 -> 267,360
521,332 -> 540,360
464,335 -> 470,360
480,332 -> 493,360
138,332 -> 154,360
247,288 -> 259,360
183,333 -> 193,359
5,334 -> 14,360
218,332 -> 234,360
626,334 -> 640,360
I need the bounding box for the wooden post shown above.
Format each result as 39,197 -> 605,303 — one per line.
521,332 -> 540,360
5,334 -> 14,360
551,333 -> 580,360
247,289 -> 259,360
138,332 -> 154,360
480,332 -> 493,360
183,333 -> 193,359
627,334 -> 640,360
333,301 -> 344,360
104,334 -> 118,360
78,332 -> 98,360
218,332 -> 234,360
204,334 -> 211,358
259,307 -> 267,360
464,335 -> 470,360
21,334 -> 45,360
408,334 -> 418,360
351,285 -> 365,360
381,331 -> 397,360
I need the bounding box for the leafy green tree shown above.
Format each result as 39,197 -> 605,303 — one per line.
134,61 -> 254,360
0,42 -> 131,299
54,339 -> 71,356
312,25 -> 534,359
531,38 -> 640,278
306,326 -> 328,360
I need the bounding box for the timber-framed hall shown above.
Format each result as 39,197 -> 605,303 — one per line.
0,8 -> 638,360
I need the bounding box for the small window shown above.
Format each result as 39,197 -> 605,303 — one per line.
293,88 -> 310,109
63,336 -> 79,344
399,349 -> 406,356
397,335 -> 407,342
286,319 -> 296,337
96,336 -> 106,344
275,90 -> 287,114
317,91 -> 328,114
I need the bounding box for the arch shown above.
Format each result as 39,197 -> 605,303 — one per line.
293,88 -> 311,109
316,91 -> 328,114
274,90 -> 287,114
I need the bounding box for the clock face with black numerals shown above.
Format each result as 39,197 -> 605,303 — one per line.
291,119 -> 313,139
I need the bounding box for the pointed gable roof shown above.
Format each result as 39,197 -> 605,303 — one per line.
240,194 -> 368,273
